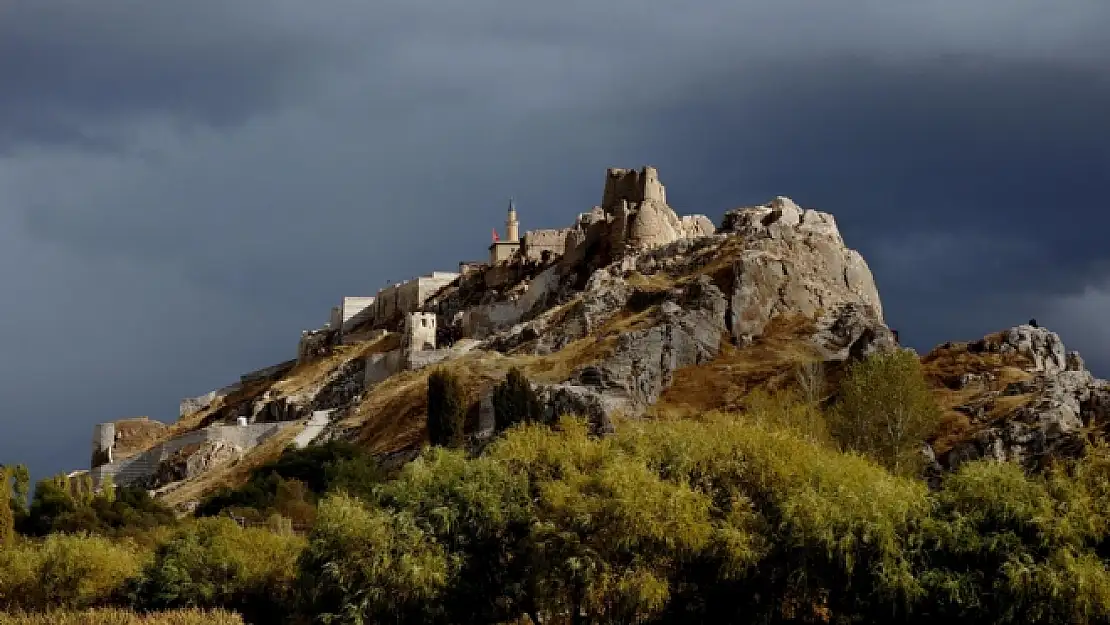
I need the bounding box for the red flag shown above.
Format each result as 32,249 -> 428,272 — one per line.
492,228 -> 500,242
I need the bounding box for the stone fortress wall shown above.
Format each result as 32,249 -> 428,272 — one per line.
98,165 -> 714,491
91,421 -> 286,488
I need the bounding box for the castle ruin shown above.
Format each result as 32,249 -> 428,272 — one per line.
95,166 -> 715,489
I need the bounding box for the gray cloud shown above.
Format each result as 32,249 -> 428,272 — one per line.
2,0 -> 1109,479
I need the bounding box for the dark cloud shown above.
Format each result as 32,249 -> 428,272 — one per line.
2,1 -> 1110,479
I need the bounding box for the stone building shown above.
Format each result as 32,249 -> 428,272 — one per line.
404,312 -> 437,352
520,228 -> 568,262
489,199 -> 522,264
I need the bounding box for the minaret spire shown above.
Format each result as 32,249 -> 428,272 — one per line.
506,197 -> 520,242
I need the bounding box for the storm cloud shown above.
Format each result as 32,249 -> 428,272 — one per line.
1,0 -> 1108,479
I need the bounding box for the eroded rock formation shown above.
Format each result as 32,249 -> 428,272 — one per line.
925,325 -> 1110,481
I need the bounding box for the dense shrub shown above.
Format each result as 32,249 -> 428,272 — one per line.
195,441 -> 384,520
492,367 -> 544,431
829,349 -> 942,475
0,608 -> 244,625
0,470 -> 14,548
427,369 -> 466,448
0,534 -> 148,612
6,389 -> 1110,624
297,494 -> 453,623
131,518 -> 304,624
20,478 -> 175,538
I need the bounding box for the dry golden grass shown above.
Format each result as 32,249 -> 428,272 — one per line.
111,418 -> 170,459
274,335 -> 398,397
625,270 -> 678,291
161,424 -> 303,507
920,337 -> 1039,453
0,609 -> 243,625
657,314 -> 822,415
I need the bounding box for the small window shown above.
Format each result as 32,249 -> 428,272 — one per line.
422,319 -> 428,327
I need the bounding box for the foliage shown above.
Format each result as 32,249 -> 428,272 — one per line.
427,368 -> 466,448
1,466 -> 30,547
743,387 -> 832,446
195,441 -> 384,521
130,517 -> 304,624
19,477 -> 175,538
297,494 -> 454,624
0,608 -> 244,625
829,349 -> 943,475
6,388 -> 1110,623
492,367 -> 544,431
0,534 -> 147,612
0,473 -> 13,549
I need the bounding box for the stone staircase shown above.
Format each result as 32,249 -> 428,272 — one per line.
293,410 -> 333,449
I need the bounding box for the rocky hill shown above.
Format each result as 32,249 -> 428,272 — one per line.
78,166 -> 1110,511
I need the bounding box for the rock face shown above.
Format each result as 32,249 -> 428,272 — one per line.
538,276 -> 729,422
472,189 -> 893,431
146,440 -> 243,487
928,325 -> 1110,478
719,196 -> 884,342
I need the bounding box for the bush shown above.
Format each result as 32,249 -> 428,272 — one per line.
492,367 -> 544,431
195,441 -> 384,520
427,369 -> 466,448
131,517 -> 303,623
297,494 -> 453,623
0,471 -> 14,548
20,478 -> 175,538
0,534 -> 148,612
828,349 -> 942,475
0,608 -> 244,625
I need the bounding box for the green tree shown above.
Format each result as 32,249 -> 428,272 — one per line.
829,349 -> 942,475
297,494 -> 453,623
0,468 -> 14,548
427,369 -> 466,448
131,518 -> 303,624
492,367 -> 544,431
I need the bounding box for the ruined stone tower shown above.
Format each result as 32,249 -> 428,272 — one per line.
92,422 -> 115,467
563,166 -> 715,265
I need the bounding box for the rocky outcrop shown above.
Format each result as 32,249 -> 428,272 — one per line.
145,440 -> 243,487
929,325 -> 1110,478
720,196 -> 883,342
535,276 -> 729,428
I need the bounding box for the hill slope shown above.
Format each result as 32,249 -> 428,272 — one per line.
81,167 -> 1109,510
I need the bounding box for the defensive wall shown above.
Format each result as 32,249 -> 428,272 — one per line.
90,422 -> 288,488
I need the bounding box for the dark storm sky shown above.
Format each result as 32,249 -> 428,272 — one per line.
1,1 -> 1108,479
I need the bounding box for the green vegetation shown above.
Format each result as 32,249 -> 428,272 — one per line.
19,476 -> 175,538
0,534 -> 147,612
130,518 -> 304,624
493,366 -> 545,431
829,349 -> 943,474
1,352 -> 1108,623
428,368 -> 466,448
195,441 -> 384,522
0,608 -> 244,625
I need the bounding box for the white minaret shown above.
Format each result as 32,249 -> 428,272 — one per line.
506,198 -> 519,242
